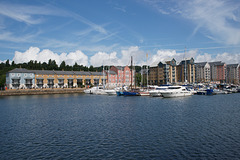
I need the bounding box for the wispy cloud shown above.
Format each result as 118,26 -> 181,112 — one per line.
0,31 -> 41,43
182,0 -> 240,45
0,2 -> 108,35
143,0 -> 240,45
0,2 -> 56,24
91,32 -> 118,43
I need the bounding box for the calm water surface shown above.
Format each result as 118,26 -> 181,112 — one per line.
0,93 -> 240,159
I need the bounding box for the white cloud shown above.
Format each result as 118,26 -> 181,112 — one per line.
149,49 -> 198,65
90,51 -> 118,67
187,51 -> 240,64
10,46 -> 240,68
118,46 -> 146,66
215,52 -> 240,64
195,53 -> 213,62
12,47 -> 89,66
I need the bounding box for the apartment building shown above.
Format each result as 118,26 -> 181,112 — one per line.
149,58 -> 176,85
176,58 -> 195,83
209,61 -> 226,83
195,62 -> 210,83
226,64 -> 239,84
107,66 -> 134,87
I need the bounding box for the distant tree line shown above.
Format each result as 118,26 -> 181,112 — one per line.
0,59 -> 143,89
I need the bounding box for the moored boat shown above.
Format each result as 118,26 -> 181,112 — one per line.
139,91 -> 150,96
123,91 -> 140,96
105,89 -> 117,95
161,86 -> 192,98
149,86 -> 168,97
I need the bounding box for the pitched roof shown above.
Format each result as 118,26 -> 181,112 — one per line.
108,70 -> 117,75
209,61 -> 225,66
8,68 -> 34,73
195,62 -> 208,67
227,64 -> 239,67
150,61 -> 159,67
33,70 -> 56,75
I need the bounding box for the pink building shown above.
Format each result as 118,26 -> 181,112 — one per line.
209,61 -> 226,83
107,66 -> 134,87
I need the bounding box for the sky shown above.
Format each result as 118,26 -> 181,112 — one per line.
0,0 -> 239,67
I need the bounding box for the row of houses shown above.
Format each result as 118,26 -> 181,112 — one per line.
6,58 -> 240,89
148,58 -> 240,85
148,58 -> 195,85
6,66 -> 135,89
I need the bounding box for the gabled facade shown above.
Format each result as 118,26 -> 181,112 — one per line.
165,58 -> 177,84
209,61 -> 226,83
149,58 -> 176,85
195,62 -> 210,83
176,58 -> 195,83
226,64 -> 239,84
6,68 -> 35,89
108,66 -> 134,87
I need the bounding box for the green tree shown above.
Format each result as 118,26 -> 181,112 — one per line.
60,61 -> 66,70
5,59 -> 10,67
89,65 -> 94,71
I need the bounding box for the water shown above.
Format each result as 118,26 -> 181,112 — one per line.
0,93 -> 240,159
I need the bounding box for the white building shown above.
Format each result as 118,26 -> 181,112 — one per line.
195,62 -> 210,83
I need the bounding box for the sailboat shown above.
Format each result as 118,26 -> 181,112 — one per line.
123,56 -> 140,96
139,54 -> 150,96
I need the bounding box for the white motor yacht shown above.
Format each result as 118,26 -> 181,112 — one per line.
84,86 -> 107,94
161,86 -> 193,98
105,89 -> 117,95
149,86 -> 168,97
84,86 -> 98,94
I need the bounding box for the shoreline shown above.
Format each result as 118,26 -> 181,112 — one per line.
0,88 -> 85,96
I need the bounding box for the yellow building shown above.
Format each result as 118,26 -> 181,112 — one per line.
176,58 -> 195,83
33,69 -> 106,88
149,58 -> 177,85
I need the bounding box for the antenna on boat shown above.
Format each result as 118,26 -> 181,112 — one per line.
184,47 -> 187,84
131,56 -> 133,90
146,53 -> 148,90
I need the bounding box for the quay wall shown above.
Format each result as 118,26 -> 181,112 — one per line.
0,88 -> 85,96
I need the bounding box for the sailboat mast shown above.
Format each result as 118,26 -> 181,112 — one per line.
146,53 -> 148,89
141,66 -> 143,87
103,66 -> 105,88
184,47 -> 187,83
131,56 -> 133,90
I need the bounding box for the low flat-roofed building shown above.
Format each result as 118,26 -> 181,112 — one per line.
6,68 -> 107,89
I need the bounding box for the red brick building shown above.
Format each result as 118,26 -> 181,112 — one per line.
107,66 -> 134,87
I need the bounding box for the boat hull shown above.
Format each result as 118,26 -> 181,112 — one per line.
123,91 -> 139,96
116,91 -> 124,96
161,92 -> 192,98
139,91 -> 150,96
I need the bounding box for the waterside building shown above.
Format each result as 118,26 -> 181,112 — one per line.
195,62 -> 210,83
226,64 -> 239,84
149,58 -> 177,85
6,68 -> 106,89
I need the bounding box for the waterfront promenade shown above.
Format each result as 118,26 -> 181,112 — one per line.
0,88 -> 85,96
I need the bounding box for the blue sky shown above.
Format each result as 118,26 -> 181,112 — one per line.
0,0 -> 239,66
